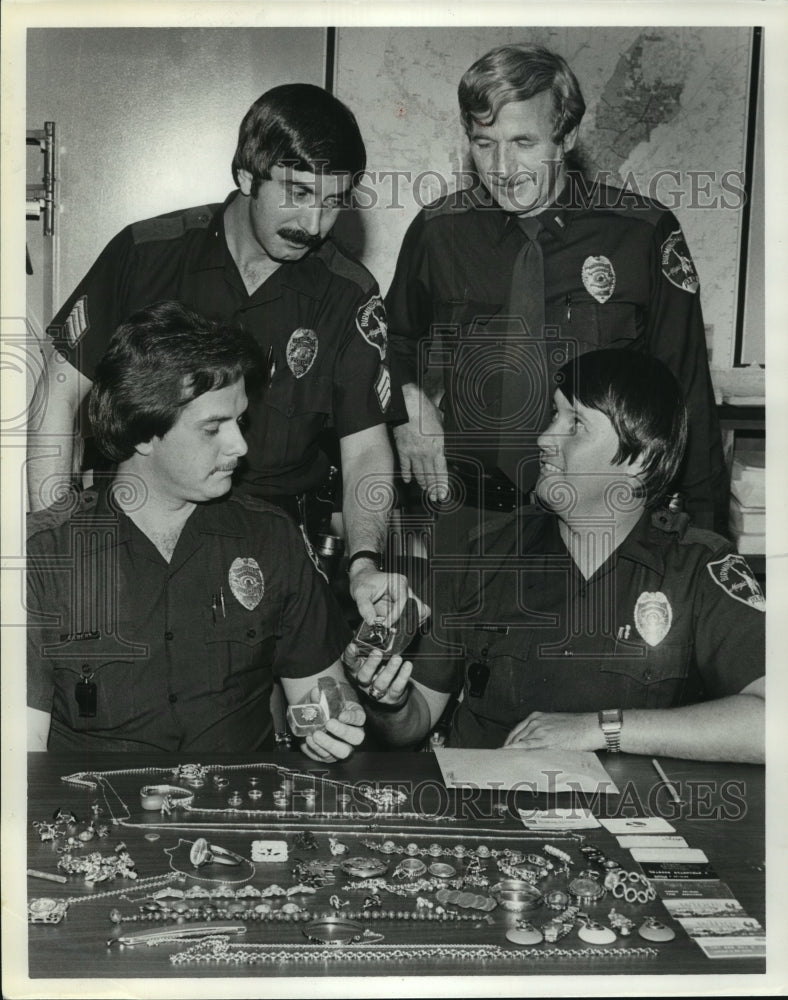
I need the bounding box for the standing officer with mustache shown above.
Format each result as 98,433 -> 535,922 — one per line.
28,84 -> 413,627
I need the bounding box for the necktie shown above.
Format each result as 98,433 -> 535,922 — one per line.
495,217 -> 550,490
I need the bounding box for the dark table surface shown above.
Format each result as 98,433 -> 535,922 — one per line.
24,750 -> 766,984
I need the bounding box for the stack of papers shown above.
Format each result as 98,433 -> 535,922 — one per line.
729,450 -> 765,554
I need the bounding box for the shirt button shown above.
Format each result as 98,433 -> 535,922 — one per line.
168,693 -> 178,704
644,669 -> 652,681
164,631 -> 174,641
481,646 -> 489,657
246,628 -> 256,638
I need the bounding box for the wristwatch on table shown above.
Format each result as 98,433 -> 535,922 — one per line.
598,709 -> 622,752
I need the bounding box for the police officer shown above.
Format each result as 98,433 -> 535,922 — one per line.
349,350 -> 764,764
27,302 -> 365,761
387,43 -> 727,535
28,83 -> 410,625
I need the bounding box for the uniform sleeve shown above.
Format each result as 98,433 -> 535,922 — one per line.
332,280 -> 406,437
644,213 -> 729,531
384,211 -> 435,388
692,550 -> 764,697
410,551 -> 467,695
272,520 -> 351,679
46,226 -> 138,380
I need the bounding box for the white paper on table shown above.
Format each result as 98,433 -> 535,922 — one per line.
434,748 -> 619,795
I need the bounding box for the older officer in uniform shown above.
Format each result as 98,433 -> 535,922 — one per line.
27,302 -> 364,761
350,350 -> 764,764
387,43 -> 727,535
28,83 -> 408,624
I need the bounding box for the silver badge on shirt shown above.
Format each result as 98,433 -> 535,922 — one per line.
633,591 -> 672,646
286,328 -> 318,378
228,557 -> 265,610
581,256 -> 616,304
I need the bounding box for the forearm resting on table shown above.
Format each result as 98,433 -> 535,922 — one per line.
27,348 -> 92,512
621,687 -> 764,764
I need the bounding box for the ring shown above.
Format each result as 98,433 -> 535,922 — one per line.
369,686 -> 385,701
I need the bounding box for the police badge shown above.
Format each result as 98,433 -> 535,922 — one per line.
633,591 -> 672,647
581,256 -> 616,304
286,328 -> 318,378
228,557 -> 264,610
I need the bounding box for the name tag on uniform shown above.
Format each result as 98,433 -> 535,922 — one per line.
472,624 -> 509,635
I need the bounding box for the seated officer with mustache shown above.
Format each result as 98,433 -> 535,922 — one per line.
27,301 -> 364,761
351,350 -> 764,764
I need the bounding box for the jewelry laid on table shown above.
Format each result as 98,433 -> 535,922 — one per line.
489,879 -> 543,913
164,840 -> 255,885
607,909 -> 635,936
28,872 -> 184,924
57,846 -> 137,885
168,937 -> 660,966
577,914 -> 618,945
302,917 -> 383,945
340,857 -> 389,880
108,923 -> 247,948
542,905 -> 581,943
603,869 -> 656,904
638,916 -> 676,943
434,887 -> 497,912
568,876 -> 607,907
506,922 -> 544,946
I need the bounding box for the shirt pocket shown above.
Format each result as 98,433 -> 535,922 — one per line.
547,301 -> 641,352
597,639 -> 692,708
259,371 -> 333,466
462,630 -> 534,728
49,629 -> 149,732
202,599 -> 283,698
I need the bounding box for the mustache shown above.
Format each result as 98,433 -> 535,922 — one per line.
278,227 -> 322,250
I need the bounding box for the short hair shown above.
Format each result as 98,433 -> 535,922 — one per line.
554,349 -> 688,508
231,83 -> 366,196
89,301 -> 265,463
459,44 -> 586,143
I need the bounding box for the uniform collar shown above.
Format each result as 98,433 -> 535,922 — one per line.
521,508 -> 665,576
493,182 -> 572,247
188,191 -> 332,302
80,482 -> 249,548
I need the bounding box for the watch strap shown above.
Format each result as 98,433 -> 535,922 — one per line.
348,550 -> 384,572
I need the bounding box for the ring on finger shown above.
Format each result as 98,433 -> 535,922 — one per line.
369,686 -> 385,701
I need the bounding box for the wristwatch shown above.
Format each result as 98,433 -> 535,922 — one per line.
347,550 -> 384,572
598,709 -> 622,752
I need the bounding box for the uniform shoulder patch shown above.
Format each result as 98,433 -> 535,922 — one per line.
706,553 -> 765,612
661,228 -> 700,293
357,294 -> 388,360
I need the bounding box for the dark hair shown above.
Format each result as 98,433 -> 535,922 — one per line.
231,83 -> 366,196
459,44 -> 585,143
555,349 -> 688,507
89,301 -> 265,463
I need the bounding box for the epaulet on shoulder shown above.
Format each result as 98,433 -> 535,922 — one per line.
228,493 -> 289,519
26,489 -> 91,541
423,186 -> 489,220
650,509 -> 727,552
571,180 -> 666,227
131,205 -> 215,245
318,241 -> 375,295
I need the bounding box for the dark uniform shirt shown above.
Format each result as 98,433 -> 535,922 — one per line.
27,486 -> 351,752
48,194 -> 404,497
413,508 -> 764,749
386,180 -> 727,528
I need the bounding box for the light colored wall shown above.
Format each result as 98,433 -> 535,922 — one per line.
26,27 -> 326,334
